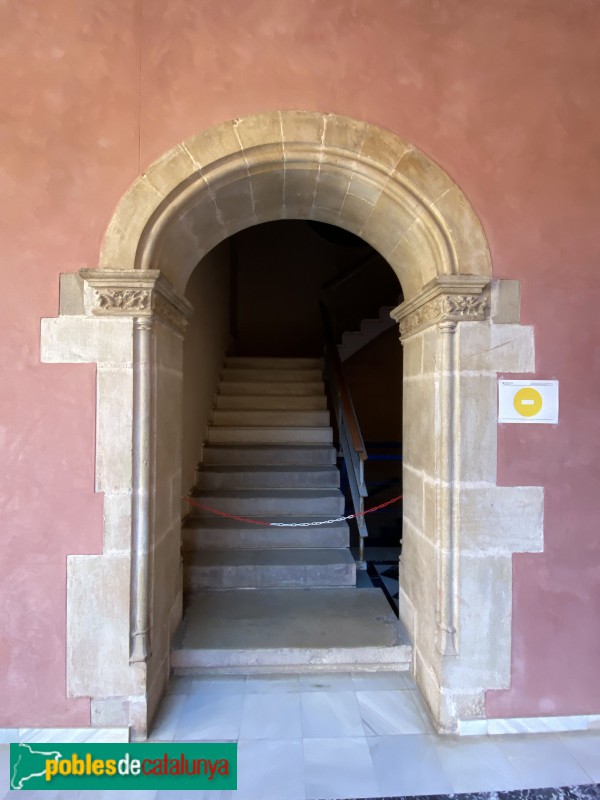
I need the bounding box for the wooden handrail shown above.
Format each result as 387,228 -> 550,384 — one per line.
320,302 -> 366,460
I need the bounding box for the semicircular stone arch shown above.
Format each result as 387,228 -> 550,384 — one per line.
41,110 -> 545,741
99,111 -> 491,299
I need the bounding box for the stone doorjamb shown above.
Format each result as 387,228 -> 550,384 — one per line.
40,111 -> 545,738
391,276 -> 543,731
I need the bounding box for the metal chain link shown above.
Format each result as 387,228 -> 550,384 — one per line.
182,494 -> 402,528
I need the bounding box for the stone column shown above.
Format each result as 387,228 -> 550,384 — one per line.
131,316 -> 153,662
436,319 -> 458,658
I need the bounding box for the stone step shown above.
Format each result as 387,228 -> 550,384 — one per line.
215,394 -> 327,410
207,426 -> 333,445
183,549 -> 356,590
218,381 -> 325,396
225,357 -> 323,369
182,517 -> 350,551
195,465 -> 340,490
189,488 -> 345,516
211,409 -> 330,427
171,588 -> 413,673
202,445 -> 337,466
339,306 -> 397,362
221,368 -> 323,383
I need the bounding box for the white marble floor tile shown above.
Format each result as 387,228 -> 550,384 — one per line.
300,691 -> 365,738
237,739 -> 304,800
303,736 -> 378,800
147,694 -> 188,741
432,735 -> 523,793
368,734 -> 454,796
175,692 -> 244,741
3,791 -> 63,799
357,689 -> 431,735
245,674 -> 300,693
351,670 -> 414,691
17,728 -> 128,743
497,732 -> 594,789
298,673 -> 354,691
408,688 -> 436,732
239,693 -> 302,739
559,730 -> 600,781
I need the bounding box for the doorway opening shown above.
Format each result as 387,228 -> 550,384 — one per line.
177,219 -> 408,675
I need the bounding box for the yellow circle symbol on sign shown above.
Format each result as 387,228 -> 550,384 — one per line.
513,387 -> 543,417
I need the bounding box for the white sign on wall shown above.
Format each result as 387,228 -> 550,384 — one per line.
498,380 -> 559,424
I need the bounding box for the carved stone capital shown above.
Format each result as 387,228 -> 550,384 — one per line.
80,269 -> 193,335
391,276 -> 490,340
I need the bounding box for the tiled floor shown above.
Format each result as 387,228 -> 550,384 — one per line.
2,671 -> 599,799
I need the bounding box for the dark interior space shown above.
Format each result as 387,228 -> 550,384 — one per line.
228,220 -> 405,557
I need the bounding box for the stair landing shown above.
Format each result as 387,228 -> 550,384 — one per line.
172,588 -> 412,674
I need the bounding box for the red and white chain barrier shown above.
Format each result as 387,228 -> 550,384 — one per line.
181,494 -> 402,528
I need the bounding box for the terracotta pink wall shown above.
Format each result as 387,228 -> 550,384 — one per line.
1,0 -> 598,725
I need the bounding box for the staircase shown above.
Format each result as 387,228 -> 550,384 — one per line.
338,305 -> 396,361
172,356 -> 412,674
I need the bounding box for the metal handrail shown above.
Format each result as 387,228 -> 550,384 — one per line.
319,302 -> 369,570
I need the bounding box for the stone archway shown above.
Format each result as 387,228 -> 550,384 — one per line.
41,111 -> 544,738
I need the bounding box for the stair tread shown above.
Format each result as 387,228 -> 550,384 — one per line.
222,369 -> 323,381
208,424 -> 331,429
186,549 -> 355,567
182,522 -> 349,551
225,357 -> 323,368
184,515 -> 349,529
219,379 -> 325,396
211,410 -> 330,426
192,488 -> 344,499
196,465 -> 339,475
204,444 -> 335,451
202,445 -> 337,466
216,395 -> 327,409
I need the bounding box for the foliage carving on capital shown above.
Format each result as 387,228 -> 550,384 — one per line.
96,289 -> 151,312
391,277 -> 490,340
80,269 -> 193,334
441,294 -> 488,319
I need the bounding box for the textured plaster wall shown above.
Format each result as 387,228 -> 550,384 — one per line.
0,0 -> 599,725
181,241 -> 232,497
